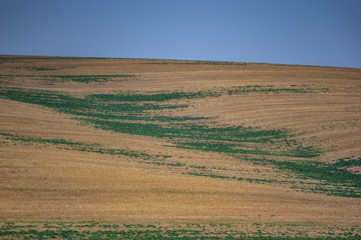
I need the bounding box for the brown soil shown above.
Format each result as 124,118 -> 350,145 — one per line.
1,56 -> 360,235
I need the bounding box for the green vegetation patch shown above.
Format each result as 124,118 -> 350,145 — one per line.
270,158 -> 361,188
333,157 -> 361,168
1,222 -> 360,239
0,87 -> 188,118
226,85 -> 329,94
88,85 -> 328,102
175,139 -> 320,158
24,67 -> 58,71
243,157 -> 361,198
185,155 -> 361,198
87,90 -> 219,102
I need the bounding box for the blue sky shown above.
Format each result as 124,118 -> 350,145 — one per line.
1,0 -> 360,68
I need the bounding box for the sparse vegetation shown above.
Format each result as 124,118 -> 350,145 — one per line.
88,85 -> 328,101
1,222 -> 360,239
242,157 -> 361,197
0,132 -> 167,162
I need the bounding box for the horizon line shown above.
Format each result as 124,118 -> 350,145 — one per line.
1,54 -> 359,70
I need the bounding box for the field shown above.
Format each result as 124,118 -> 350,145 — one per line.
0,55 -> 361,239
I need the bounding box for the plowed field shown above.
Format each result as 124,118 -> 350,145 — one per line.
1,56 -> 361,239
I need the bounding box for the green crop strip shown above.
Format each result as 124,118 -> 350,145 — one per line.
87,90 -> 219,101
175,140 -> 320,158
81,119 -> 287,143
226,85 -> 329,94
0,87 -> 188,117
81,118 -> 320,160
0,132 -> 98,147
88,85 -> 328,102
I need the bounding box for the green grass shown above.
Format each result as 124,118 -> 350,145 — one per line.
333,157 -> 361,168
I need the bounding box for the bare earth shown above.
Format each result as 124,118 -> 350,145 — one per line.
0,56 -> 360,238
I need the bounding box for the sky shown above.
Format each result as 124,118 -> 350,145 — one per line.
1,0 -> 360,68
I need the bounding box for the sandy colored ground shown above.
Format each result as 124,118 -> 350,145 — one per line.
0,56 -> 360,236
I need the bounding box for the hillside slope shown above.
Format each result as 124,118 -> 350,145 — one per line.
1,56 -> 361,238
